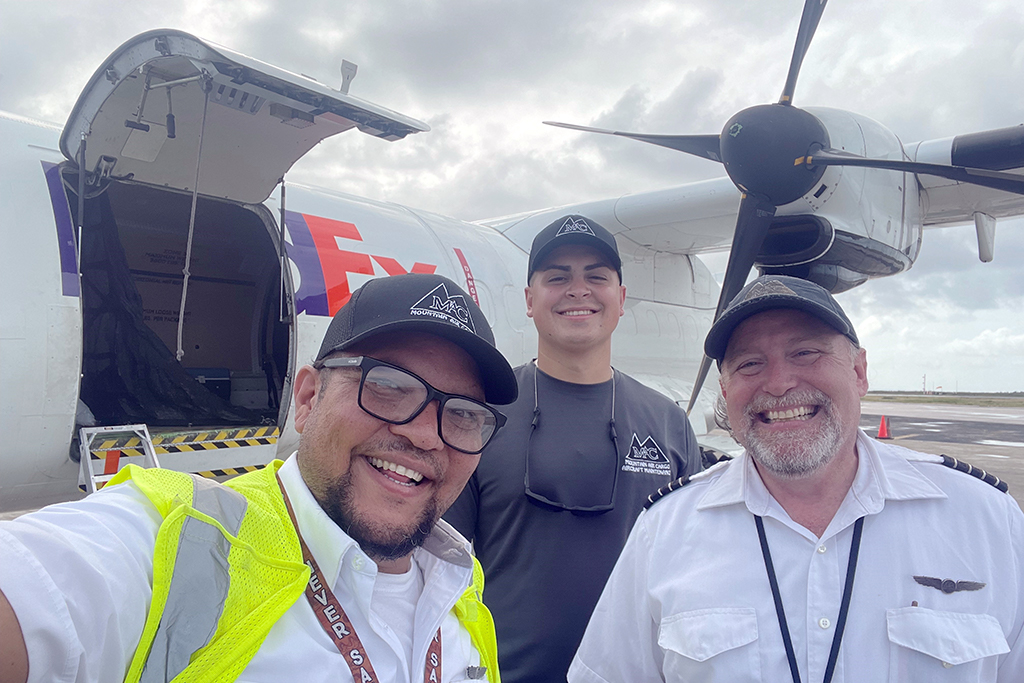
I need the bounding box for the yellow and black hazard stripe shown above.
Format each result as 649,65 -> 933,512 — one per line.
195,464 -> 271,479
87,426 -> 280,460
154,426 -> 279,454
81,427 -> 279,491
80,460 -> 272,491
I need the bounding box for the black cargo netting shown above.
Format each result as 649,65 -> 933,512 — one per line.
76,192 -> 264,426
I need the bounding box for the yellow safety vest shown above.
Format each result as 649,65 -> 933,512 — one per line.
109,461 -> 500,683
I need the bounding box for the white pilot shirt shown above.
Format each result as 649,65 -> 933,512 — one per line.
569,430 -> 1024,683
0,455 -> 484,683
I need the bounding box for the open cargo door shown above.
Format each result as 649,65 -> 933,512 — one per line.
60,29 -> 428,202
57,29 -> 429,478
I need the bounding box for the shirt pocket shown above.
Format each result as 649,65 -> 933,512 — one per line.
658,607 -> 760,681
886,607 -> 1009,682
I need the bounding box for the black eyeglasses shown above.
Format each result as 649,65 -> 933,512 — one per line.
318,356 -> 506,454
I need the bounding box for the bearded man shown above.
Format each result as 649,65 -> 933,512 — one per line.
0,273 -> 515,683
570,275 -> 1024,683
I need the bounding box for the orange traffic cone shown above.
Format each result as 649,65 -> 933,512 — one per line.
877,416 -> 892,439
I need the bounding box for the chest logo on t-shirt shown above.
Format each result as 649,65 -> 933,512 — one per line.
621,434 -> 672,476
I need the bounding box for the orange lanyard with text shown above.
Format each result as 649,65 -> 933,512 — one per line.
281,481 -> 442,683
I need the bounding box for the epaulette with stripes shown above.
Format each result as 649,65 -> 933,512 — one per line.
937,454 -> 1009,493
643,475 -> 692,510
643,458 -> 733,510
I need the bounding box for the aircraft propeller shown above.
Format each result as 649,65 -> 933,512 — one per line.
545,0 -> 1024,416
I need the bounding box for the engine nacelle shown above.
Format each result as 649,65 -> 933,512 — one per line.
754,107 -> 924,293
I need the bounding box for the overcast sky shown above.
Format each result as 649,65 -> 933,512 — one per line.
2,0 -> 1022,393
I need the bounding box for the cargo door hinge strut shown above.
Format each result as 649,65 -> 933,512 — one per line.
176,71 -> 214,361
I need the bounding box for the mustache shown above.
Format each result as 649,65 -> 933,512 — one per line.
351,434 -> 440,475
354,433 -> 427,456
744,389 -> 832,418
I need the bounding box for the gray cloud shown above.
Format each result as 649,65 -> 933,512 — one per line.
2,0 -> 1021,391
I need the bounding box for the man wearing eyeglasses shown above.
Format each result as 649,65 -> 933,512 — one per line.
0,273 -> 516,683
444,215 -> 702,683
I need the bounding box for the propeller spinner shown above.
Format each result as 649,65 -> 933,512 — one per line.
720,104 -> 829,206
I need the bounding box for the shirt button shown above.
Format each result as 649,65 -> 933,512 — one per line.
942,662 -> 953,669
352,556 -> 365,571
818,617 -> 831,629
817,545 -> 827,554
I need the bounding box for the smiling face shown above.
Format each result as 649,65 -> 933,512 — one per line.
719,308 -> 868,480
525,244 -> 626,358
293,331 -> 484,568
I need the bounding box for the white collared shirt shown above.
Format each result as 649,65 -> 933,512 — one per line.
0,455 -> 483,683
570,430 -> 1024,682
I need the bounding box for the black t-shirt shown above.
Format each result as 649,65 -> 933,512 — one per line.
443,363 -> 702,683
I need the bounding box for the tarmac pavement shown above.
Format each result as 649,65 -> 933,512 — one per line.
861,401 -> 1024,509
6,401 -> 1023,518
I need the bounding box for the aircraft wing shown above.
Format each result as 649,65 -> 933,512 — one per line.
481,176 -> 742,259
485,116 -> 1024,282
907,128 -> 1024,227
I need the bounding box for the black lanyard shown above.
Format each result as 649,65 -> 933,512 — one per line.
523,362 -> 620,512
754,515 -> 864,683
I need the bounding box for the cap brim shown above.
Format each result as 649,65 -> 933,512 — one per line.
530,234 -> 621,279
704,296 -> 856,362
335,320 -> 518,405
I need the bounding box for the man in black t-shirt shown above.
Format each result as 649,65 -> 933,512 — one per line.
444,215 -> 702,683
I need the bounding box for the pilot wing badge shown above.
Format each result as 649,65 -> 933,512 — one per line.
555,216 -> 597,237
622,434 -> 672,476
913,576 -> 987,594
410,283 -> 476,333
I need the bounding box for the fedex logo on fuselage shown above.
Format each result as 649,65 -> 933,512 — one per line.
39,163 -> 472,314
284,210 -> 437,316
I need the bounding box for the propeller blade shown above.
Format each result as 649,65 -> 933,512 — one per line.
544,121 -> 722,162
685,193 -> 777,414
779,0 -> 830,105
716,194 -> 778,317
685,355 -> 716,415
806,149 -> 1024,196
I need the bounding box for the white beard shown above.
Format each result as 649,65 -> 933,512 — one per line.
738,389 -> 845,479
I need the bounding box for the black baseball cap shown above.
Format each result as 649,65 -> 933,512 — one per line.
704,275 -> 859,363
316,273 -> 517,404
527,214 -> 622,283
